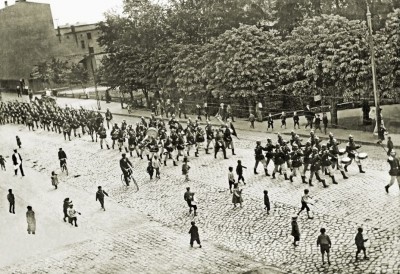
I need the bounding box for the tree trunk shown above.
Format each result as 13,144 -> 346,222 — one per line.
129,89 -> 134,102
143,88 -> 150,108
330,88 -> 338,126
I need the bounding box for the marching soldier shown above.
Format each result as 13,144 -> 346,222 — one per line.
62,119 -> 72,141
205,123 -> 214,154
254,141 -> 267,175
329,139 -> 348,179
385,150 -> 400,193
105,108 -> 113,129
289,144 -> 304,183
111,124 -> 120,149
194,127 -> 205,157
271,144 -> 289,180
264,138 -> 275,175
308,147 -> 328,187
214,129 -> 228,159
344,135 -> 365,173
98,123 -> 110,149
223,125 -> 235,156
320,145 -> 338,185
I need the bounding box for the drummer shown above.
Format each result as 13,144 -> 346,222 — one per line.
385,150 -> 400,193
329,139 -> 348,179
344,135 -> 366,173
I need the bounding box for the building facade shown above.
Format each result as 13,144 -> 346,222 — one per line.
0,0 -> 103,91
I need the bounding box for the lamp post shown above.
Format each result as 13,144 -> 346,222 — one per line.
366,4 -> 381,137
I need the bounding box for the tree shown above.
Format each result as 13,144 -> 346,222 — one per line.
276,15 -> 370,125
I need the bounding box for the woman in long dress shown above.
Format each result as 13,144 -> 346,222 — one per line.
26,206 -> 36,235
232,184 -> 243,208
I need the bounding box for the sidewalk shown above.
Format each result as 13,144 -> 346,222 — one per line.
3,92 -> 400,149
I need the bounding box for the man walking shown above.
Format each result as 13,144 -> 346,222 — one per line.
317,228 -> 332,265
96,186 -> 109,211
188,221 -> 202,248
7,189 -> 15,214
12,149 -> 24,176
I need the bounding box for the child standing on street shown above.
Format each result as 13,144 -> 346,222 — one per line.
323,113 -> 329,135
317,228 -> 332,265
228,166 -> 235,193
291,216 -> 300,246
16,136 -> 21,148
0,155 -> 6,171
280,112 -> 287,129
249,113 -> 255,128
264,190 -> 270,214
236,160 -> 247,185
51,171 -> 59,189
182,161 -> 190,181
147,161 -> 154,179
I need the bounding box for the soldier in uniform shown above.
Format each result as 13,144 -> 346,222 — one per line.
98,123 -> 110,149
223,125 -> 235,155
344,135 -> 365,173
194,127 -> 205,157
385,150 -> 400,193
111,124 -> 120,149
214,128 -> 228,159
271,144 -> 289,180
308,147 -> 328,187
329,139 -> 348,179
105,108 -> 113,129
264,138 -> 275,175
254,141 -> 267,175
289,144 -> 304,183
205,123 -> 214,154
62,119 -> 72,141
320,145 -> 338,185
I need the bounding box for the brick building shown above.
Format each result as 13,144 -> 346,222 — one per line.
0,0 -> 103,91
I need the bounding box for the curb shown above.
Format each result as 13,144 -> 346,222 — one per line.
101,108 -> 400,149
281,132 -> 400,150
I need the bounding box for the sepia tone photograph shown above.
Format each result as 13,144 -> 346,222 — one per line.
0,0 -> 399,273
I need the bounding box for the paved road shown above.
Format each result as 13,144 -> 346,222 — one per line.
0,113 -> 399,273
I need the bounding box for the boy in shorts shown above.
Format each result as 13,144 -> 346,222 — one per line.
297,189 -> 314,219
317,228 -> 332,265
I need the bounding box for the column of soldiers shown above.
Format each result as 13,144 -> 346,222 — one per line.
253,130 -> 367,188
0,100 -> 238,166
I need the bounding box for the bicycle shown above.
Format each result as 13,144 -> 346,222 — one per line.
60,158 -> 68,176
121,168 -> 139,192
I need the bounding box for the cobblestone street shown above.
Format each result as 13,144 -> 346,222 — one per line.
0,115 -> 399,273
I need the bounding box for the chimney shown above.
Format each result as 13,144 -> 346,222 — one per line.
4,1 -> 7,7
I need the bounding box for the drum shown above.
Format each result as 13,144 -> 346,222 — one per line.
146,127 -> 158,139
358,152 -> 368,160
341,157 -> 351,164
338,148 -> 346,155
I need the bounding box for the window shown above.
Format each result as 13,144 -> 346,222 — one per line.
87,32 -> 92,39
89,47 -> 94,54
81,40 -> 85,49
